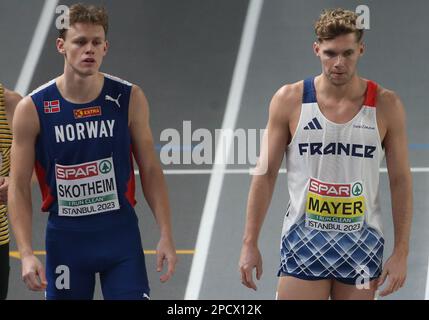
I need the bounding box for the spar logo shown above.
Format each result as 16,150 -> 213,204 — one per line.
56,162 -> 98,180
309,179 -> 351,197
99,160 -> 112,174
352,182 -> 363,196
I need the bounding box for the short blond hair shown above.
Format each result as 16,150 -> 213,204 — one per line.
59,3 -> 109,40
315,8 -> 363,42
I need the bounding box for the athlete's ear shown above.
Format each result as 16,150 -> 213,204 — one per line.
313,41 -> 320,56
56,37 -> 66,55
359,42 -> 365,56
103,40 -> 109,56
103,40 -> 109,57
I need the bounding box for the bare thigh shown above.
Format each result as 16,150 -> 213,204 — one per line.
277,276 -> 331,300
330,279 -> 378,300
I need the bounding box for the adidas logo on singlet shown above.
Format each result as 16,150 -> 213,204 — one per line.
304,117 -> 322,130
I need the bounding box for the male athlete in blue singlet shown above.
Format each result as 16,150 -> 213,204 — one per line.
8,4 -> 177,300
239,8 -> 413,299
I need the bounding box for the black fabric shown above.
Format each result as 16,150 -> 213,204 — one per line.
0,242 -> 9,300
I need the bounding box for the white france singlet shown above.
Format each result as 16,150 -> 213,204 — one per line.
278,77 -> 385,282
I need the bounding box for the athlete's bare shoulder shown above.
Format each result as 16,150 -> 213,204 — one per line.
269,80 -> 303,122
377,86 -> 403,110
13,96 -> 39,130
129,84 -> 149,111
15,95 -> 36,110
375,85 -> 406,139
128,84 -> 150,129
130,83 -> 146,98
274,80 -> 303,108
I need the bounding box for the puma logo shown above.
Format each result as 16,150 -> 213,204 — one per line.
105,94 -> 121,108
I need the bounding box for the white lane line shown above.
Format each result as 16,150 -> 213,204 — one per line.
426,255 -> 429,300
184,0 -> 264,300
14,0 -> 59,95
135,167 -> 429,175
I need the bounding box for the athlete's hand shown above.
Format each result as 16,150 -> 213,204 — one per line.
239,243 -> 263,291
21,254 -> 48,291
0,177 -> 8,205
377,252 -> 407,297
156,236 -> 177,283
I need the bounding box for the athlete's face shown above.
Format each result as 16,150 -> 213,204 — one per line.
56,23 -> 108,76
313,33 -> 364,86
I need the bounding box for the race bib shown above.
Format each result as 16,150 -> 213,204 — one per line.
55,157 -> 120,217
305,178 -> 365,233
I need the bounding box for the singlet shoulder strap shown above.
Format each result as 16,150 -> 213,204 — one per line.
302,77 -> 317,104
363,80 -> 378,108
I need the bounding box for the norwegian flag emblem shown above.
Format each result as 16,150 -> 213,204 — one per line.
44,100 -> 61,113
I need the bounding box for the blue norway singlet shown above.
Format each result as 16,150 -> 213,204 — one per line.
30,73 -> 138,230
30,74 -> 150,300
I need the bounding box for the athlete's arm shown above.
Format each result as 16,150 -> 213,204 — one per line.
129,85 -> 177,283
377,90 -> 413,297
8,96 -> 47,291
0,88 -> 22,205
239,84 -> 300,290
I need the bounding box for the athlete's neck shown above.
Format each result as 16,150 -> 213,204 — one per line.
56,71 -> 104,104
315,74 -> 366,101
